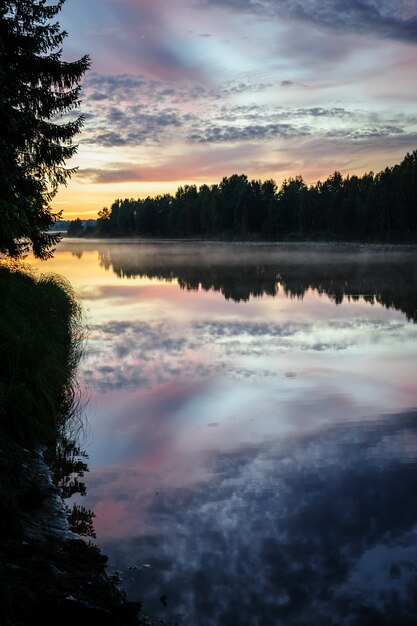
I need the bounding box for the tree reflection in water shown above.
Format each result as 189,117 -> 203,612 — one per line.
96,243 -> 417,322
46,435 -> 96,538
44,241 -> 417,625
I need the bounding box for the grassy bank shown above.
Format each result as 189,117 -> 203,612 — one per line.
0,264 -> 145,625
0,263 -> 83,538
0,263 -> 83,447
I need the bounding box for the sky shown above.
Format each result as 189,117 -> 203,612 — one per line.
55,0 -> 417,218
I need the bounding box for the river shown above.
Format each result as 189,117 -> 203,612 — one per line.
30,240 -> 417,625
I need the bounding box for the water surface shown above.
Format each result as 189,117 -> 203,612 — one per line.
31,241 -> 417,625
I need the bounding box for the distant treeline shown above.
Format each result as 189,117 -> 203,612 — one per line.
65,219 -> 97,235
91,150 -> 417,241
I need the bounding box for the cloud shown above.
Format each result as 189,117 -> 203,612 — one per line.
187,105 -> 413,145
81,103 -> 189,147
77,159 -> 243,184
81,313 -> 417,392
81,71 -> 200,109
82,319 -> 208,391
188,122 -> 311,143
325,126 -> 405,139
78,167 -> 145,184
88,409 -> 417,624
200,0 -> 417,44
82,73 -> 275,107
217,81 -> 273,96
78,71 -> 416,153
89,0 -> 203,80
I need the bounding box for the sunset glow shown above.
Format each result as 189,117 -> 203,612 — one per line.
55,0 -> 417,218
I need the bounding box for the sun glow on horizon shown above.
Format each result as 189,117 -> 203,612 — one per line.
55,0 -> 417,219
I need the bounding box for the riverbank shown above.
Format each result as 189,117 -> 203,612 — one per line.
62,235 -> 417,250
0,264 -> 155,626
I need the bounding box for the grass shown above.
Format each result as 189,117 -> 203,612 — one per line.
0,262 -> 84,538
0,262 -> 84,446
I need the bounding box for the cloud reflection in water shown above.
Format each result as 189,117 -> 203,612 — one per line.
88,410 -> 417,625
33,242 -> 417,624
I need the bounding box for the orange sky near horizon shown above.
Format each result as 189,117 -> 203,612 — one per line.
54,0 -> 417,219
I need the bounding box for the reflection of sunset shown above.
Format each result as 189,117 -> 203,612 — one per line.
93,499 -> 129,536
29,241 -> 417,623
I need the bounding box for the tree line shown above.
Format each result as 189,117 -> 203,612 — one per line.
92,150 -> 417,242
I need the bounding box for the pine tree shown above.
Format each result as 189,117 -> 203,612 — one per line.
0,0 -> 90,258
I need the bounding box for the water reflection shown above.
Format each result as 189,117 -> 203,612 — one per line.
30,241 -> 417,624
94,241 -> 417,320
90,409 -> 417,625
47,434 -> 96,538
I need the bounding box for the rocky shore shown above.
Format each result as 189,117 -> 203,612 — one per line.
0,444 -> 166,626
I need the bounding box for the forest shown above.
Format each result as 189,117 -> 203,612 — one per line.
88,150 -> 417,242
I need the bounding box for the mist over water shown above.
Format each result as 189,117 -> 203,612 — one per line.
31,240 -> 417,624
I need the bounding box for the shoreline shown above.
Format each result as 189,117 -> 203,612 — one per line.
0,265 -> 159,626
58,235 -> 417,252
1,444 -> 143,626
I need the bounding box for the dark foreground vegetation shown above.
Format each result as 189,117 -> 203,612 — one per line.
0,0 -> 90,259
0,265 -> 147,626
0,3 -> 157,623
90,150 -> 417,242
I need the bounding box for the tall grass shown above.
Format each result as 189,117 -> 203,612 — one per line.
0,263 -> 84,446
